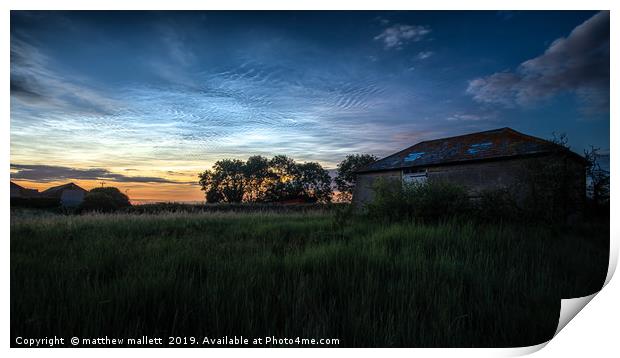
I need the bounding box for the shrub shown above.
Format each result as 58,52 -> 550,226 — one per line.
473,188 -> 521,223
363,178 -> 406,222
332,203 -> 356,233
365,179 -> 471,223
80,187 -> 131,213
80,192 -> 118,212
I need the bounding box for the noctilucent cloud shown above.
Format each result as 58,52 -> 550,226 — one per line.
10,11 -> 610,203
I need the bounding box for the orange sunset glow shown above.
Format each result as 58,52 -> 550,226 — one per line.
10,179 -> 204,204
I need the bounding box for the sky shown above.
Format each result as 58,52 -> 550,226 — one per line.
10,10 -> 610,203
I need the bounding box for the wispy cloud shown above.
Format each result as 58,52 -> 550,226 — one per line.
446,114 -> 484,122
467,11 -> 609,114
374,24 -> 431,50
159,24 -> 197,67
416,51 -> 434,60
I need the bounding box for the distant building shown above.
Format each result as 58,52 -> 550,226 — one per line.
10,182 -> 39,198
41,182 -> 88,207
353,127 -> 588,216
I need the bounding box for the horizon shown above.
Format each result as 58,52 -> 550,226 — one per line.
10,10 -> 610,203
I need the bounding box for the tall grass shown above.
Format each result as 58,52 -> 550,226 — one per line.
11,211 -> 608,347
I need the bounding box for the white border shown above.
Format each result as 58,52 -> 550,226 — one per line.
0,0 -> 616,10
3,1 -> 617,357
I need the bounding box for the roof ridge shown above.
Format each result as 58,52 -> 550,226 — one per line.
369,127 -> 513,164
43,182 -> 85,192
417,127 -> 513,145
356,127 -> 587,173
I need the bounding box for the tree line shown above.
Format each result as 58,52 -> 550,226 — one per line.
197,142 -> 609,208
198,154 -> 378,203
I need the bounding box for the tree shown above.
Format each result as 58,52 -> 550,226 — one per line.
334,154 -> 378,201
215,159 -> 246,203
551,131 -> 570,149
584,146 -> 610,206
264,155 -> 301,201
80,187 -> 131,212
198,155 -> 333,203
198,169 -> 223,203
244,155 -> 271,202
296,162 -> 333,203
198,159 -> 246,203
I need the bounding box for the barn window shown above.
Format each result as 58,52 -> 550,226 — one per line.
402,169 -> 427,185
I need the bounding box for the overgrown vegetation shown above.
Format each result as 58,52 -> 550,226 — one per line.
121,202 -> 340,214
364,153 -> 609,225
364,179 -> 539,225
365,179 -> 471,223
550,132 -> 610,220
584,146 -> 610,219
11,210 -> 608,347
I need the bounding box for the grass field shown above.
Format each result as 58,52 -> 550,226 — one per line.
10,210 -> 609,347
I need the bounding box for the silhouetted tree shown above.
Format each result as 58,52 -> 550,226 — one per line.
335,154 -> 378,201
297,162 -> 333,203
199,155 -> 333,203
265,155 -> 301,201
551,131 -> 570,149
244,155 -> 271,202
198,159 -> 246,203
584,146 -> 610,207
199,169 -> 224,204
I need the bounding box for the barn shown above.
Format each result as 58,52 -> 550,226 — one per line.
353,127 -> 588,215
41,182 -> 88,207
10,182 -> 39,198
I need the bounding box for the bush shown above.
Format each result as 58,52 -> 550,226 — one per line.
473,188 -> 521,223
332,203 -> 356,233
80,187 -> 131,213
366,179 -> 471,223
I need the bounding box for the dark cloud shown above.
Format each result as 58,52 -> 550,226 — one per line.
467,11 -> 609,114
10,37 -> 117,115
10,76 -> 46,102
10,163 -> 194,184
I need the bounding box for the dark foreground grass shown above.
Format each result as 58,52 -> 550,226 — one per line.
11,211 -> 608,347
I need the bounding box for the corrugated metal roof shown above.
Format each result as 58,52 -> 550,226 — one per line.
358,127 -> 586,173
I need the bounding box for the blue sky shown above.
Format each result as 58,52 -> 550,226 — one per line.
10,10 -> 610,201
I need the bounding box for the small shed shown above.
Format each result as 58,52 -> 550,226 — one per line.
353,127 -> 587,213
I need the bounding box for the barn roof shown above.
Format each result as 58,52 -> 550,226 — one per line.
10,181 -> 40,197
41,182 -> 87,197
357,127 -> 587,173
11,182 -> 25,190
